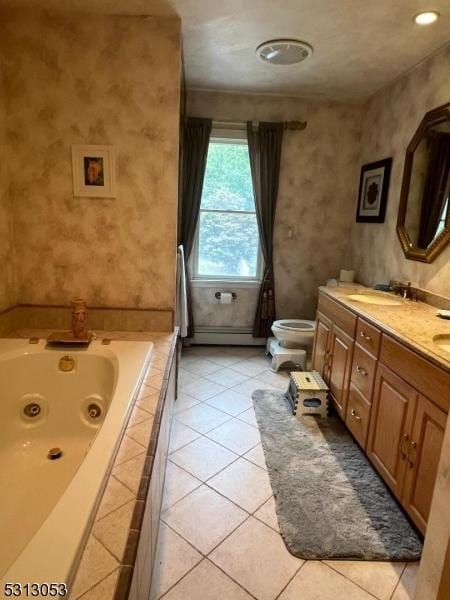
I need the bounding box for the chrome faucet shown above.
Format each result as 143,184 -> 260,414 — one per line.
390,281 -> 418,301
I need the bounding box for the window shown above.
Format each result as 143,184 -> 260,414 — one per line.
192,135 -> 262,281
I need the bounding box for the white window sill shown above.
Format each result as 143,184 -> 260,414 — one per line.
190,279 -> 262,289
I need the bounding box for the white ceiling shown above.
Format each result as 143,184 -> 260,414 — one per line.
2,0 -> 450,102
175,0 -> 450,102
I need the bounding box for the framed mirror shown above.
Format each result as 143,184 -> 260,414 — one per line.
397,103 -> 450,262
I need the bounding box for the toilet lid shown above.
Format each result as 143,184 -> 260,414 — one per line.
274,320 -> 315,331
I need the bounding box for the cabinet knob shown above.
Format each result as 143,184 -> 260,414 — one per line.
351,409 -> 361,421
356,365 -> 368,376
360,331 -> 372,341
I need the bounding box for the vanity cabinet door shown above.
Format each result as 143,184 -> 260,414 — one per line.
402,394 -> 446,534
328,325 -> 354,420
312,311 -> 332,380
367,363 -> 417,500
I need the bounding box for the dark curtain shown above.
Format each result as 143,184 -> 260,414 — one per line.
418,133 -> 450,249
247,121 -> 284,338
179,117 -> 212,337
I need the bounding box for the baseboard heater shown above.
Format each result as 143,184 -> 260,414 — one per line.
187,326 -> 266,346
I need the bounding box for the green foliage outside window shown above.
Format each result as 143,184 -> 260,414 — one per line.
198,142 -> 259,277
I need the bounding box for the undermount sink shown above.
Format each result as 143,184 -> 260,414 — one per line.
347,293 -> 403,307
433,335 -> 450,354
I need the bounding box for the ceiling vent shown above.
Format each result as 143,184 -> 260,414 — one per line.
256,39 -> 313,66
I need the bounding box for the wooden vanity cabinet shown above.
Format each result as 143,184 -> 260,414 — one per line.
367,363 -> 418,500
402,394 -> 447,533
312,290 -> 449,534
311,311 -> 332,379
327,325 -> 354,419
312,295 -> 356,418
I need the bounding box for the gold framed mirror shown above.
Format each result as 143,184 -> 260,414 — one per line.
397,103 -> 450,263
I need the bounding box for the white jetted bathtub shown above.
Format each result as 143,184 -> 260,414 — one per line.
0,337 -> 152,588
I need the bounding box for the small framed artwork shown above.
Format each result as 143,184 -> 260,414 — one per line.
356,158 -> 392,223
72,145 -> 116,198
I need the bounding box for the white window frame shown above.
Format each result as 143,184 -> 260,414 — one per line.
190,130 -> 264,286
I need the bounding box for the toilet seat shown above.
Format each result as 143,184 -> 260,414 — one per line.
273,319 -> 315,331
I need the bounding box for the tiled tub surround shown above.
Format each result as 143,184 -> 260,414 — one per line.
149,345 -> 419,600
318,284 -> 450,371
2,330 -> 177,599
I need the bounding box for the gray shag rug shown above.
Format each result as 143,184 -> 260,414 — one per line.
252,390 -> 422,561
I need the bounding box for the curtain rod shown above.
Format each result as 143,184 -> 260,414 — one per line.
212,119 -> 307,131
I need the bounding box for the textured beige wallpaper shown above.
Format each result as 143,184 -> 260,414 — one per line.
349,44 -> 450,297
187,90 -> 363,323
0,11 -> 181,310
0,70 -> 16,312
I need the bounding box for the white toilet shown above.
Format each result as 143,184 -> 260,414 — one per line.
267,319 -> 316,372
271,319 -> 316,350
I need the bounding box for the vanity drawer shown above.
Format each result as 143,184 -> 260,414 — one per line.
346,384 -> 371,449
318,293 -> 357,338
356,317 -> 381,358
350,344 -> 377,401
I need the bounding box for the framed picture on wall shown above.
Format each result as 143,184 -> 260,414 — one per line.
356,158 -> 392,223
72,145 -> 116,198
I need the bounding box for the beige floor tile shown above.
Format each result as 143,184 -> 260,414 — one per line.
150,522 -> 202,600
162,485 -> 247,554
208,457 -> 272,512
170,436 -> 238,481
254,496 -> 279,532
175,403 -> 231,434
205,367 -> 249,388
114,434 -> 146,466
174,392 -> 200,415
182,346 -> 221,359
391,562 -> 420,600
230,359 -> 268,377
95,476 -> 135,521
182,358 -> 223,377
256,369 -> 290,390
206,419 -> 261,455
207,354 -> 242,367
183,379 -> 228,401
113,452 -> 146,494
127,416 -> 154,446
162,460 -> 202,511
161,485 -> 248,554
244,443 -> 267,469
325,560 -> 405,600
205,389 -> 252,416
178,368 -> 201,389
136,390 -> 160,413
161,559 -> 253,600
223,347 -> 263,358
249,354 -> 273,368
278,561 -> 373,600
70,536 -> 119,598
168,420 -> 201,453
76,569 -> 119,600
210,517 -> 301,600
237,407 -> 259,428
231,377 -> 267,398
93,500 -> 135,561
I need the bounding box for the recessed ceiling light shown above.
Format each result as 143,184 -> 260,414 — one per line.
414,11 -> 440,25
256,39 -> 313,66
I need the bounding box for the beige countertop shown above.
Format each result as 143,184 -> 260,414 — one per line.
319,284 -> 450,373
